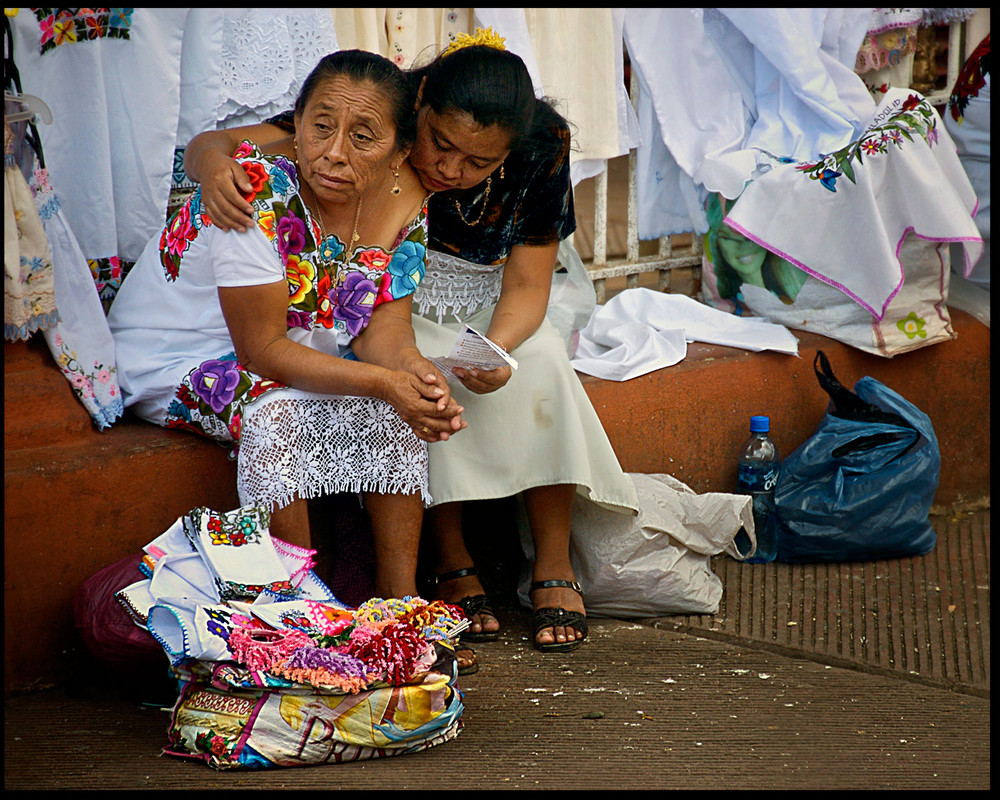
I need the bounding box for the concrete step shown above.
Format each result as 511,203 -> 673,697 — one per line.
581,308 -> 990,510
3,306 -> 989,693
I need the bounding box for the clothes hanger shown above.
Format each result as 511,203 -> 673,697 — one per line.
4,90 -> 53,125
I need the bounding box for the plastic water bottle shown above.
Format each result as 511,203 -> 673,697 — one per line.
735,415 -> 780,563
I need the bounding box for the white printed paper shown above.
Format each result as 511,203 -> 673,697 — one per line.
430,324 -> 518,382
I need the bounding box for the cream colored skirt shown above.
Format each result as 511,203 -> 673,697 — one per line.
411,307 -> 638,515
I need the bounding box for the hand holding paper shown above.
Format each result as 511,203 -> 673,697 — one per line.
430,324 -> 518,384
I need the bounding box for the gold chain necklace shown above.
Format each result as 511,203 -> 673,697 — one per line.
301,177 -> 362,261
454,176 -> 492,227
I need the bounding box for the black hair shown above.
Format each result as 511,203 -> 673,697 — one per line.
410,45 -> 567,156
295,49 -> 417,148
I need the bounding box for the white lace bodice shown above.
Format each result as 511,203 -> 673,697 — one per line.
414,251 -> 505,324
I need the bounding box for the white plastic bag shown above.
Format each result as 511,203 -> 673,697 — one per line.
545,239 -> 597,358
518,473 -> 754,618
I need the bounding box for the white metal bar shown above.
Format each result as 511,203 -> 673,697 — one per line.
593,164 -> 609,268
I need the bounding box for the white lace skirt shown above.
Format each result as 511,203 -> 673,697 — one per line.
236,388 -> 431,510
411,307 -> 638,515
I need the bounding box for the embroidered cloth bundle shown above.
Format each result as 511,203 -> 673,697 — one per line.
115,505 -> 468,769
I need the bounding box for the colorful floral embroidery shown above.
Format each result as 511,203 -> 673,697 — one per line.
896,311 -> 928,339
160,141 -> 426,439
948,34 -> 990,125
34,8 -> 134,55
50,330 -> 121,409
789,94 -> 939,193
86,255 -> 129,305
165,353 -> 287,446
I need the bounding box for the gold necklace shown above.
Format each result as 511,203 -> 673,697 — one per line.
301,177 -> 363,261
454,176 -> 491,227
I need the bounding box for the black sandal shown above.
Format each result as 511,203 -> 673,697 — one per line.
433,567 -> 502,643
530,579 -> 588,653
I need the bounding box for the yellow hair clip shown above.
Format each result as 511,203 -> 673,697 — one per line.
441,26 -> 507,58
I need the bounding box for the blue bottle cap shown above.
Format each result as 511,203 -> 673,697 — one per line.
750,415 -> 770,432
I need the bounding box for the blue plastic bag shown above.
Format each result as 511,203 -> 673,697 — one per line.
774,351 -> 939,562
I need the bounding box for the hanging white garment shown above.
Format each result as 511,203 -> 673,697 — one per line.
524,9 -> 622,170
476,8 -> 633,186
10,9 -> 189,264
215,8 -> 339,130
4,127 -> 57,341
36,168 -> 125,429
724,88 -> 983,320
624,8 -> 757,238
717,8 -> 874,162
331,8 -> 472,66
175,8 -> 225,150
568,7 -> 641,186
624,8 -> 875,240
944,57 -> 990,291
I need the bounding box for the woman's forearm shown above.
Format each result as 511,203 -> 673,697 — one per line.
486,243 -> 559,351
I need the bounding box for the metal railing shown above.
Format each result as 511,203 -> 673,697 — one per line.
580,69 -> 702,304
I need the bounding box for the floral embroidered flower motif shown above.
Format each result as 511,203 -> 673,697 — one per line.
897,311 -> 927,339
241,161 -> 270,202
34,7 -> 133,55
285,255 -> 316,305
160,204 -> 199,281
357,247 -> 392,272
333,272 -> 379,336
276,207 -> 308,262
314,272 -> 334,329
190,358 -> 242,414
385,239 -> 426,297
788,93 -> 939,191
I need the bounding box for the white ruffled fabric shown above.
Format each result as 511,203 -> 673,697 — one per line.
216,8 -> 339,129
623,7 -> 875,238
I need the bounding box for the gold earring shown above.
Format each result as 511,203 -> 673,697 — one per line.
500,162 -> 505,180
391,165 -> 401,196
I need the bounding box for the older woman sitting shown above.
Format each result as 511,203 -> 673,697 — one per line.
107,50 -> 464,600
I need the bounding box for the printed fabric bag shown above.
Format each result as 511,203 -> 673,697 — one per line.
773,351 -> 939,562
165,641 -> 464,769
701,88 -> 983,358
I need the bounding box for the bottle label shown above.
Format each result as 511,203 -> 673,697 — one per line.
737,462 -> 778,494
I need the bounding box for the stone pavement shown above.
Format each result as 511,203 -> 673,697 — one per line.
3,509 -> 989,791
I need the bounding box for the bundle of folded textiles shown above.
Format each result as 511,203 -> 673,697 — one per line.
108,505 -> 469,768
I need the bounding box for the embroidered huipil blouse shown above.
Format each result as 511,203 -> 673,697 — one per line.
109,141 -> 427,424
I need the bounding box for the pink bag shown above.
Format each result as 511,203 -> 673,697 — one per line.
73,552 -> 166,674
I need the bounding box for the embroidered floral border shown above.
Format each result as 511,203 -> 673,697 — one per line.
776,94 -> 939,193
34,8 -> 134,55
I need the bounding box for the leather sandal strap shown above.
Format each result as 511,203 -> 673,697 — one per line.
435,567 -> 479,584
533,607 -> 588,637
530,579 -> 584,597
456,593 -> 494,619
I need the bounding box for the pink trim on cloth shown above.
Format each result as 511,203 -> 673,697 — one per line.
723,216 -> 983,320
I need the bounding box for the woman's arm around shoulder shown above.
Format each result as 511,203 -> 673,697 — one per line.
185,122 -> 288,232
